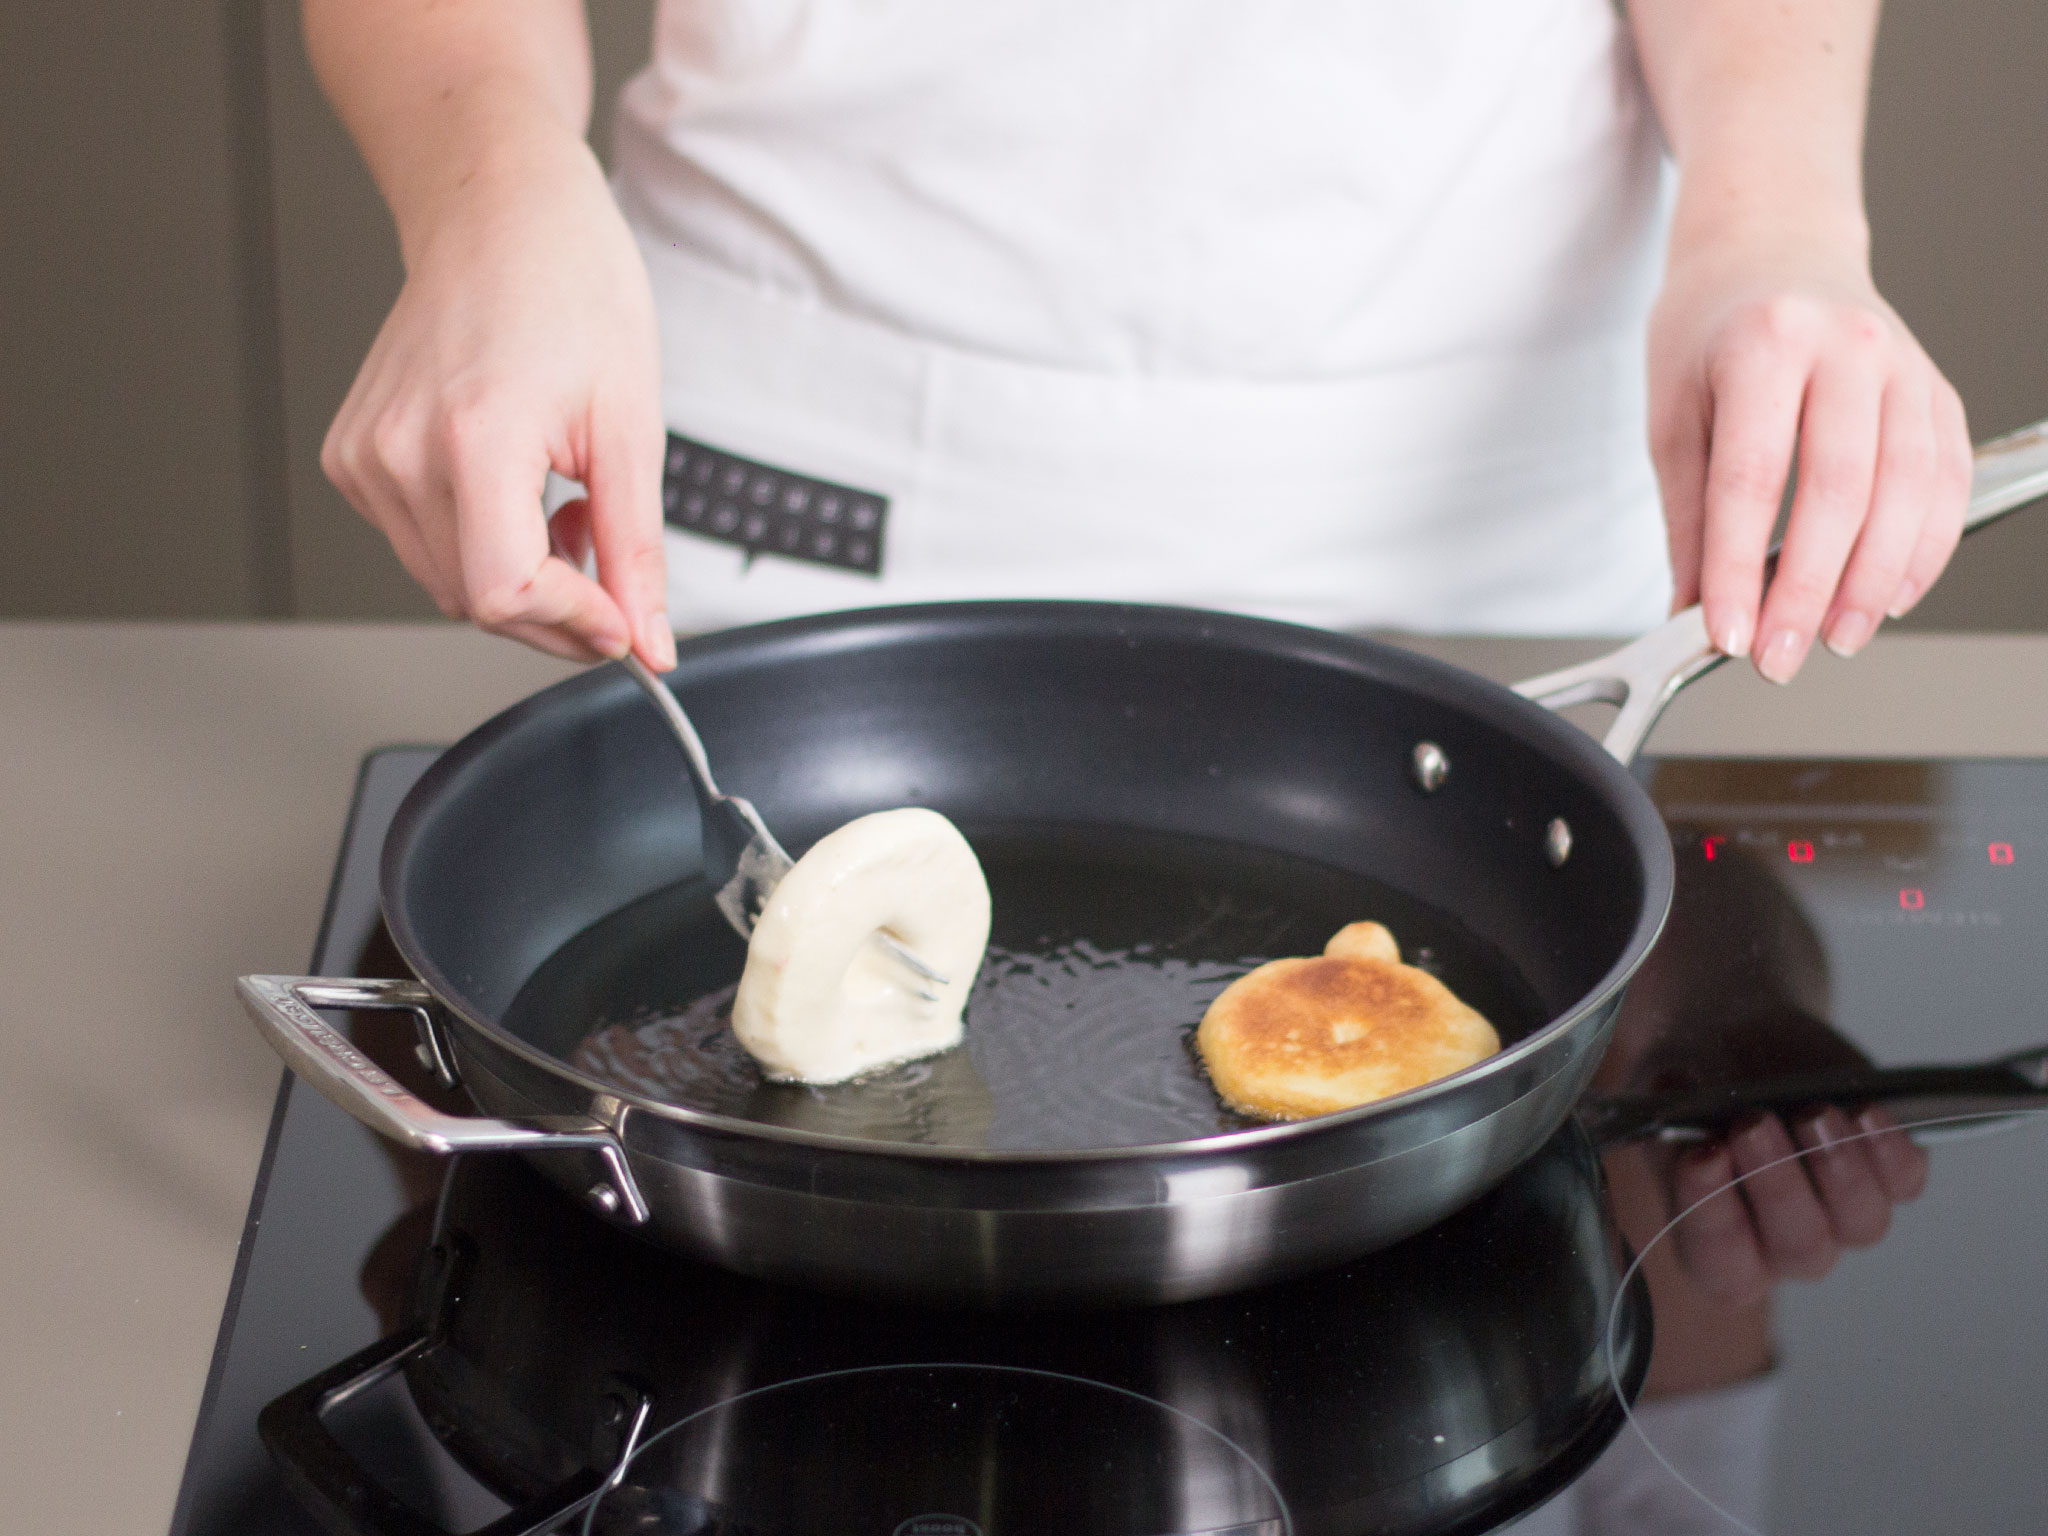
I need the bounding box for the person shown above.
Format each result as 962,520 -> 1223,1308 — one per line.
309,0 -> 1969,686
314,13 -> 1946,1525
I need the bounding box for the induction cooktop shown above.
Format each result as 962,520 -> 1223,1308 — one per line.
169,752 -> 2048,1535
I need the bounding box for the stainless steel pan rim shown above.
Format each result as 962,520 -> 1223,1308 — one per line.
379,598 -> 1675,1166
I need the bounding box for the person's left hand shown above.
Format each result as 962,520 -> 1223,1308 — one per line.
1664,1105 -> 1929,1305
1646,236 -> 1972,683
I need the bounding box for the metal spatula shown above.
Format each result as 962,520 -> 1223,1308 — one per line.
622,655 -> 948,997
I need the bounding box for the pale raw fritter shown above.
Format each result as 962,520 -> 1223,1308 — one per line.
731,807 -> 991,1084
1196,922 -> 1499,1120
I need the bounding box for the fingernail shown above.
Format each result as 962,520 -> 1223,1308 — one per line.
1888,579 -> 1919,619
1714,610 -> 1752,659
1855,1107 -> 1897,1138
642,611 -> 677,671
1796,1107 -> 1848,1149
1823,611 -> 1874,659
1756,628 -> 1808,685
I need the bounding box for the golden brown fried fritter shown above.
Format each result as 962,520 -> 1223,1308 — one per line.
1197,923 -> 1498,1120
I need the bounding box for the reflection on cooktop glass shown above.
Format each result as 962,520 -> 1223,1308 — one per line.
389,1135 -> 1645,1536
1641,760 -> 2048,1071
1587,759 -> 2048,1536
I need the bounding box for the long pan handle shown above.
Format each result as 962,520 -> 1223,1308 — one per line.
1580,1043 -> 2048,1145
237,975 -> 649,1223
1514,415 -> 2048,764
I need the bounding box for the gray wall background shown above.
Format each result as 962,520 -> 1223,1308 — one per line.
4,1 -> 2044,627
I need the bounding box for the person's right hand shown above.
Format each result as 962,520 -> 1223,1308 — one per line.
321,133 -> 673,668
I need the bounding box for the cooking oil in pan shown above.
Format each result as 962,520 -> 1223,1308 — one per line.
509,824 -> 1546,1151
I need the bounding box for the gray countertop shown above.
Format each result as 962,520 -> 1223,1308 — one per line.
3,620 -> 2045,1534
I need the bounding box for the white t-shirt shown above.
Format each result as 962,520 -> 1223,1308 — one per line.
613,0 -> 1675,635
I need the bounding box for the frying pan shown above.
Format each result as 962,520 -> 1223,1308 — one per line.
240,419 -> 2048,1307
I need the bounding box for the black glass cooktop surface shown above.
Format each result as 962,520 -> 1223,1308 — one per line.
170,752 -> 2048,1536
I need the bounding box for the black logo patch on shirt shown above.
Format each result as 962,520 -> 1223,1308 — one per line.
662,433 -> 886,576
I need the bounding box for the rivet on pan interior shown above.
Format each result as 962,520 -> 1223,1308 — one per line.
1411,742 -> 1449,793
586,1183 -> 622,1216
1545,817 -> 1573,868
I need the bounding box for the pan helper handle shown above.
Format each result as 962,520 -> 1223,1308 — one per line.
1515,414 -> 2048,764
237,975 -> 649,1223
